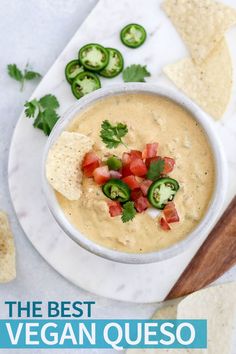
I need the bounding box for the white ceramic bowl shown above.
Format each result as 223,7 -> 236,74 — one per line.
42,83 -> 227,264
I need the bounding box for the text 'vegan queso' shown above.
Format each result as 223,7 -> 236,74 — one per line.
56,93 -> 215,253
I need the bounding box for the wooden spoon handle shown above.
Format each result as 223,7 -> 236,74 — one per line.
165,196 -> 236,300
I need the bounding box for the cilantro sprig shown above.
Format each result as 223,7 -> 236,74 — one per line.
24,94 -> 60,136
122,64 -> 151,82
7,63 -> 41,91
121,201 -> 137,223
100,120 -> 128,149
147,159 -> 165,181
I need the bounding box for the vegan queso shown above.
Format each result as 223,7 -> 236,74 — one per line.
46,93 -> 215,253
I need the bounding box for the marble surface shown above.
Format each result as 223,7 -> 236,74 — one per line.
1,0 -> 236,352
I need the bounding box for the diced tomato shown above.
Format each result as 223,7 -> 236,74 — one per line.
82,151 -> 100,177
107,201 -> 122,217
134,196 -> 149,213
140,180 -> 153,196
163,157 -> 175,174
142,148 -> 148,159
159,217 -> 171,231
130,150 -> 142,160
110,170 -> 122,179
163,202 -> 180,223
122,175 -> 140,190
93,166 -> 110,185
82,151 -> 100,167
130,159 -> 148,177
83,161 -> 99,177
142,143 -> 158,159
145,156 -> 160,169
123,148 -> 157,164
130,188 -> 143,201
122,152 -> 131,165
121,164 -> 132,177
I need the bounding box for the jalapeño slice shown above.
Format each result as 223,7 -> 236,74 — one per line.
65,60 -> 84,83
120,23 -> 147,48
147,177 -> 179,209
71,71 -> 101,99
102,179 -> 130,202
99,48 -> 124,78
79,43 -> 109,71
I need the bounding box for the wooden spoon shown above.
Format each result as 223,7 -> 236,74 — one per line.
165,196 -> 236,300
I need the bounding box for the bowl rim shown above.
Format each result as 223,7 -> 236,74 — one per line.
42,83 -> 227,264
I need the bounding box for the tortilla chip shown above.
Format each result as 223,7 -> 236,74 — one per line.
126,283 -> 236,353
163,39 -> 232,119
0,211 -> 16,283
152,301 -> 179,320
162,0 -> 236,64
46,131 -> 93,200
177,282 -> 236,354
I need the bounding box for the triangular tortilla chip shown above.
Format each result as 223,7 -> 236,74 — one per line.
163,39 -> 232,119
46,132 -> 93,200
126,283 -> 236,354
177,282 -> 236,354
162,0 -> 236,64
0,211 -> 16,283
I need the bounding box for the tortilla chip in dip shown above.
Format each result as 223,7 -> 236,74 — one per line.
162,0 -> 236,64
163,39 -> 232,119
46,131 -> 93,200
0,211 -> 16,283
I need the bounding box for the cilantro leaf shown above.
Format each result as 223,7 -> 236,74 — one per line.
33,112 -> 44,130
43,110 -> 60,131
33,112 -> 51,136
24,99 -> 39,118
147,159 -> 165,181
121,201 -> 137,223
39,94 -> 59,110
7,64 -> 23,82
100,120 -> 128,148
116,123 -> 128,138
7,63 -> 41,91
24,70 -> 41,80
122,64 -> 151,82
24,94 -> 60,136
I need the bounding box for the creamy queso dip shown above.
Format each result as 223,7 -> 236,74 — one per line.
56,93 -> 215,253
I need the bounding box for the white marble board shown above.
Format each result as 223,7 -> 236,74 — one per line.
8,0 -> 236,303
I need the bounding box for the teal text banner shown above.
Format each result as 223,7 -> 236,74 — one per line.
0,319 -> 207,349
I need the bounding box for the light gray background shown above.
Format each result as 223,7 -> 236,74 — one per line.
0,1 -> 157,353
0,1 -> 235,353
